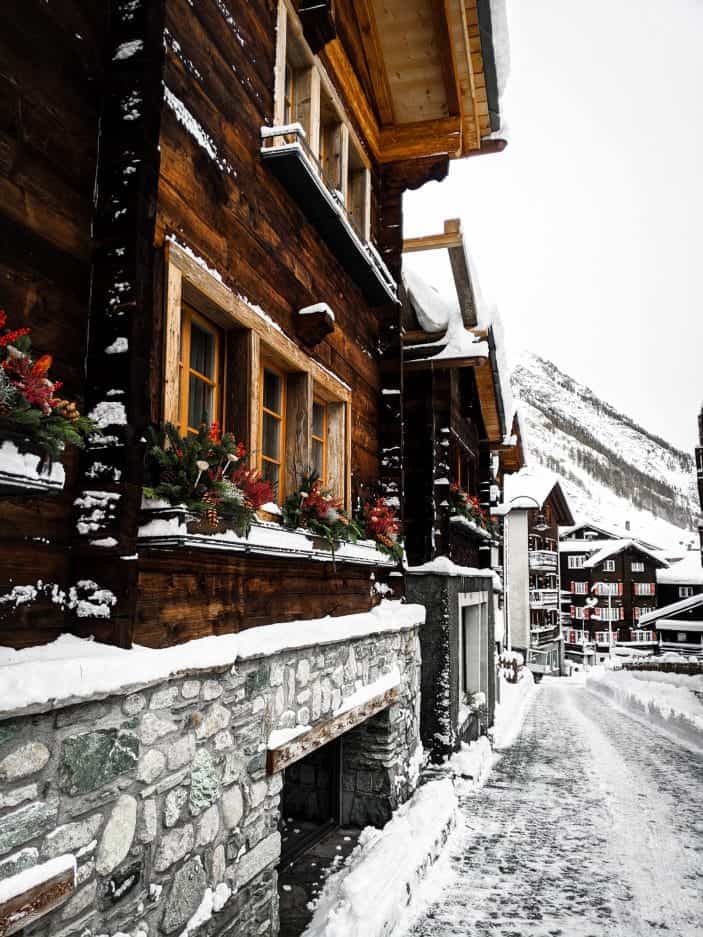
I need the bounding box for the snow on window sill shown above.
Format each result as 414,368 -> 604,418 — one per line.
138,502 -> 396,567
0,439 -> 65,495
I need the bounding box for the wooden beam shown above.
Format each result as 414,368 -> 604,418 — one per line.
267,685 -> 400,774
403,230 -> 463,254
431,0 -> 462,117
379,117 -> 462,163
273,0 -> 288,126
356,0 -> 395,126
404,354 -> 488,372
320,38 -> 380,158
0,860 -> 75,936
162,260 -> 182,424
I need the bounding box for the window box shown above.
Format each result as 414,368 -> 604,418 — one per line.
0,435 -> 65,496
261,126 -> 396,306
138,502 -> 395,567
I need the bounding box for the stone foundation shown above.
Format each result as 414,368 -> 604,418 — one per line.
0,618 -> 422,937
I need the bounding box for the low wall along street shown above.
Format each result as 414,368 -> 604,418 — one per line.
0,604 -> 423,937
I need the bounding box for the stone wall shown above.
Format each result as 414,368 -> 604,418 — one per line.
406,572 -> 496,762
0,623 -> 421,937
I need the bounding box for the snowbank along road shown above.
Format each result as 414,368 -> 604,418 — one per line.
403,680 -> 703,936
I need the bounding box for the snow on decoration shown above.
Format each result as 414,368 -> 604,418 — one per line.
0,579 -> 116,623
88,401 -> 127,428
282,471 -> 361,562
355,496 -> 403,562
0,310 -> 96,462
113,39 -> 143,60
143,422 -> 273,536
447,483 -> 497,537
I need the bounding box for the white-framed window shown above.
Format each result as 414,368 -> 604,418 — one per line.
679,586 -> 695,598
631,561 -> 645,572
634,582 -> 656,597
633,606 -> 654,620
568,555 -> 586,569
602,559 -> 616,572
571,581 -> 588,595
677,632 -> 688,642
594,581 -> 621,597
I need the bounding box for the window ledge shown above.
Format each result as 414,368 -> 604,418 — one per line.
260,129 -> 397,306
138,503 -> 396,567
0,439 -> 65,496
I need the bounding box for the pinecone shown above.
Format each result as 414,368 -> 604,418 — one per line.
202,490 -> 220,530
54,398 -> 81,423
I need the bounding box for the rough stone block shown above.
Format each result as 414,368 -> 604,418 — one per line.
0,847 -> 38,881
137,748 -> 166,784
150,686 -> 180,710
189,748 -> 219,815
166,732 -> 196,771
222,786 -> 244,829
42,813 -> 102,859
59,729 -> 138,795
0,800 -> 58,856
161,856 -> 207,933
0,783 -> 38,810
181,680 -> 201,700
154,824 -> 194,872
194,703 -> 231,740
232,832 -> 281,890
0,741 -> 50,781
140,713 -> 177,746
96,794 -> 137,876
202,680 -> 223,701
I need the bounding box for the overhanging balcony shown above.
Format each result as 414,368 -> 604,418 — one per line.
261,125 -> 397,307
529,588 -> 559,609
529,550 -> 557,572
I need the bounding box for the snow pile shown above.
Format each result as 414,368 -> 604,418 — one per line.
492,668 -> 536,749
0,601 -> 424,715
405,557 -> 501,591
447,736 -> 493,785
586,669 -> 703,753
303,778 -> 457,937
0,439 -> 65,486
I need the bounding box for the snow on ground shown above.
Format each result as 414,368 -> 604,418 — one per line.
303,778 -> 458,937
0,602 -> 424,714
586,667 -> 703,753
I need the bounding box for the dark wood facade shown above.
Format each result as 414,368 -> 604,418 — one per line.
560,541 -> 665,649
0,0 -> 504,649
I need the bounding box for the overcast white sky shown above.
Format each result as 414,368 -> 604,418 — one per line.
404,0 -> 703,453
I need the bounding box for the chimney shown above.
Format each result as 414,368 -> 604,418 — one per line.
625,520 -> 631,532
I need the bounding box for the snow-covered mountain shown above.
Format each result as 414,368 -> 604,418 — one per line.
512,351 -> 700,551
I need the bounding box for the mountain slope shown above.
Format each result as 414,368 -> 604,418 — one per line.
512,351 -> 700,550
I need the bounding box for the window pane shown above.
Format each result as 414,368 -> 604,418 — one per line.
312,439 -> 324,478
263,369 -> 282,414
262,460 -> 279,488
190,321 -> 215,377
312,402 -> 325,439
262,413 -> 280,460
188,375 -> 213,428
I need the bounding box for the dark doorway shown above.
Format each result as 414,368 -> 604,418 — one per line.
279,736 -> 342,866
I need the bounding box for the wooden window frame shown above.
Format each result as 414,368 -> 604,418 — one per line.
163,241 -> 352,508
311,396 -> 328,485
259,361 -> 288,499
178,305 -> 223,437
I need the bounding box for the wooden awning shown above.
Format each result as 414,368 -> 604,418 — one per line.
319,0 -> 504,164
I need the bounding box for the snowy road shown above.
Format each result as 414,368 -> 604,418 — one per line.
404,680 -> 703,937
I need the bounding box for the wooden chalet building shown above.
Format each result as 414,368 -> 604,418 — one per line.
639,593 -> 703,658
656,551 -> 703,608
497,468 -> 574,676
400,220 -> 517,759
0,3 -> 508,937
559,528 -> 668,662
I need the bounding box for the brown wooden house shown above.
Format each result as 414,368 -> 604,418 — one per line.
0,0 -> 506,651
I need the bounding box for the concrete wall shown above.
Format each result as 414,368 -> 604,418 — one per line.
505,510 -> 530,654
0,625 -> 422,937
405,573 -> 496,762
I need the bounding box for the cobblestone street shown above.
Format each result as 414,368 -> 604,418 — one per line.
404,680 -> 703,937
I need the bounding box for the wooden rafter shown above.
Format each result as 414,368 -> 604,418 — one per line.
356,0 -> 395,126
431,0 -> 462,118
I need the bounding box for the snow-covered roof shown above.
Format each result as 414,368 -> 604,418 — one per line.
560,522 -> 620,541
404,266 -> 454,334
656,552 -> 703,585
559,539 -> 621,554
500,467 -> 569,514
639,592 -> 703,626
583,539 -> 669,570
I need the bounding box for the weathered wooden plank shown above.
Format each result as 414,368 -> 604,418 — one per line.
267,685 -> 400,773
0,860 -> 75,936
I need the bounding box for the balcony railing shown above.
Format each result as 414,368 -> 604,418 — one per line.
529,550 -> 558,571
260,125 -> 397,306
529,588 -> 559,608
